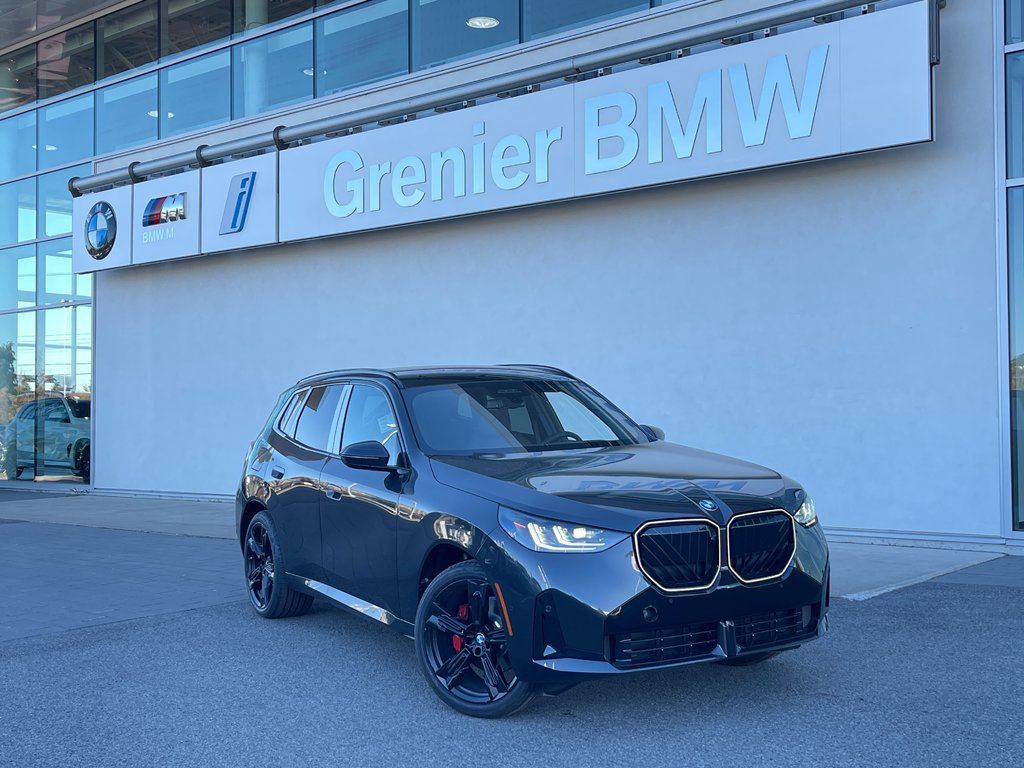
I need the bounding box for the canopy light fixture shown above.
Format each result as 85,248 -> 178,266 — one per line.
466,16 -> 499,29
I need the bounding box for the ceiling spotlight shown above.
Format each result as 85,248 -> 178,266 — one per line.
29,144 -> 58,151
466,16 -> 499,29
147,110 -> 175,118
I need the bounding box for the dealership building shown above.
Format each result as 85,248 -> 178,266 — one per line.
0,0 -> 1021,550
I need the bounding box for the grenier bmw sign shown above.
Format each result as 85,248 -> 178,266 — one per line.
280,2 -> 930,242
72,2 -> 931,274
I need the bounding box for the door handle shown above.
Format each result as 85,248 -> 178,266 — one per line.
270,466 -> 284,479
325,489 -> 342,501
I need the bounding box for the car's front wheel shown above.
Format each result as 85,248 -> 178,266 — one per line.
243,511 -> 313,619
415,560 -> 538,718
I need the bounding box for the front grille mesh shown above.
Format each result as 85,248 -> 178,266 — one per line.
636,522 -> 719,590
728,511 -> 795,582
735,608 -> 810,648
607,605 -> 817,669
611,623 -> 718,668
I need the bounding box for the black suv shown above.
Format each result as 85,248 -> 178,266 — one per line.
236,366 -> 829,718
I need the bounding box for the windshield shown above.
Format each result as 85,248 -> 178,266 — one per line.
403,378 -> 646,455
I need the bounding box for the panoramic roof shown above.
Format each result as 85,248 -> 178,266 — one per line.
0,0 -> 124,52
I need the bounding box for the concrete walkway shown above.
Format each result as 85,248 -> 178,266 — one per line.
0,489 -> 1011,599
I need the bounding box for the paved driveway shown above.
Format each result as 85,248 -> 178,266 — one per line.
1,518 -> 1021,768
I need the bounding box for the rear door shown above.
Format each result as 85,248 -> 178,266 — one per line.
320,382 -> 402,612
264,385 -> 347,581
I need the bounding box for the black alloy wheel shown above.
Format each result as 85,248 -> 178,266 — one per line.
243,511 -> 313,619
415,560 -> 538,718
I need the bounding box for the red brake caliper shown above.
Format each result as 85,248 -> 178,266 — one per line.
452,604 -> 470,652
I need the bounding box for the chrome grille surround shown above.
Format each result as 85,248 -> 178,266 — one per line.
725,509 -> 798,585
632,519 -> 721,593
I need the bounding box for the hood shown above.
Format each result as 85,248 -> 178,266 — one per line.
429,441 -> 801,532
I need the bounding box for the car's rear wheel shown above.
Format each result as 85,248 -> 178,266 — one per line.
243,511 -> 313,618
76,446 -> 90,480
415,560 -> 538,718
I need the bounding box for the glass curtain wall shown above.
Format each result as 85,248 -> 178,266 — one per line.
1,0 -> 685,119
0,145 -> 92,483
1007,2 -> 1024,530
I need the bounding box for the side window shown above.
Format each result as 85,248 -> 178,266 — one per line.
44,401 -> 70,423
278,389 -> 307,437
341,384 -> 401,465
18,402 -> 37,420
293,385 -> 345,452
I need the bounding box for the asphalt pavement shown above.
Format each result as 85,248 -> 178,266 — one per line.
1,513 -> 1022,767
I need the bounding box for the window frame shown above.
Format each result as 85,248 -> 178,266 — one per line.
291,382 -> 350,453
337,379 -> 406,466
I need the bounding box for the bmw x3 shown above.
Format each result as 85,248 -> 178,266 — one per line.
236,365 -> 829,718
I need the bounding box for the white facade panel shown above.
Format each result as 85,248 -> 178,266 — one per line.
131,171 -> 201,265
72,185 -> 133,273
200,153 -> 278,254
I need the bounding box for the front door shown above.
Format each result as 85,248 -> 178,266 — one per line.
320,382 -> 402,613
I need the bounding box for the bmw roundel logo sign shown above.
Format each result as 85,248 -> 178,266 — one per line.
85,201 -> 117,260
698,499 -> 718,512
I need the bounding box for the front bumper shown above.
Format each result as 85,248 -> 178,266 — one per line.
481,521 -> 829,685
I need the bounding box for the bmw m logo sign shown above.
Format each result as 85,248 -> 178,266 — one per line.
142,193 -> 187,227
85,201 -> 116,260
698,499 -> 718,512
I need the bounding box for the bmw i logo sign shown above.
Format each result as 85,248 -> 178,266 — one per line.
85,201 -> 116,260
698,499 -> 718,512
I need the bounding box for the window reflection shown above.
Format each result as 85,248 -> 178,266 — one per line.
1010,0 -> 1024,45
1009,54 -> 1024,179
37,238 -> 89,305
36,306 -> 92,481
238,0 -> 314,33
38,94 -> 93,171
1011,188 -> 1024,530
414,0 -> 519,70
232,23 -> 312,118
96,74 -> 158,155
0,245 -> 36,311
160,51 -> 230,137
37,22 -> 95,100
38,165 -> 90,239
0,44 -> 37,112
523,0 -> 648,41
164,0 -> 233,56
316,0 -> 408,98
0,311 -> 37,482
0,111 -> 36,179
0,177 -> 37,247
98,0 -> 159,79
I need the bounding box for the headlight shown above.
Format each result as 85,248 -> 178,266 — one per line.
498,506 -> 627,553
794,496 -> 817,527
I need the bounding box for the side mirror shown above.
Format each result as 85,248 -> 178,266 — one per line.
340,440 -> 391,470
640,424 -> 666,441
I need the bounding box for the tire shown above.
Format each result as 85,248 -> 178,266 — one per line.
243,511 -> 313,619
717,651 -> 778,667
415,560 -> 538,718
76,446 -> 90,481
